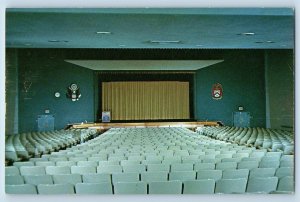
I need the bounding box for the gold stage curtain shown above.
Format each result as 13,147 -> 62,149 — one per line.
102,81 -> 190,120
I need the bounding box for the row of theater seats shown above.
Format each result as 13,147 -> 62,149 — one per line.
5,129 -> 97,163
5,127 -> 294,194
197,126 -> 294,154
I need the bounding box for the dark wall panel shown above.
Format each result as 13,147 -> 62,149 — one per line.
18,49 -> 94,132
194,50 -> 266,127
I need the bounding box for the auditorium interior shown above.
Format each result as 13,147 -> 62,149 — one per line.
4,8 -> 295,194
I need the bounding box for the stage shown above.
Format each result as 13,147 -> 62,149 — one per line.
69,121 -> 220,130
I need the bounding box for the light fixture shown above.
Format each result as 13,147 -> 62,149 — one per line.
238,32 -> 255,36
266,40 -> 275,43
195,44 -> 204,47
149,40 -> 181,44
96,31 -> 111,34
24,43 -> 32,46
119,44 -> 126,47
48,40 -> 60,42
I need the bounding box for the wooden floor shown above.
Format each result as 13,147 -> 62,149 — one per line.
70,121 -> 220,130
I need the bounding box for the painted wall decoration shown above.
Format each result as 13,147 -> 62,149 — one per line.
212,83 -> 223,100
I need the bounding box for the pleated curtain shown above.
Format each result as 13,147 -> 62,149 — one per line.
102,81 -> 189,120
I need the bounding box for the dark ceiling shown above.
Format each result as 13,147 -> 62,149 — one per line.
6,8 -> 295,49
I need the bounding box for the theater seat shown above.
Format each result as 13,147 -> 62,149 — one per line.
6,184 -> 37,194
75,182 -> 113,194
114,181 -> 147,194
37,184 -> 75,194
246,177 -> 278,193
183,179 -> 215,194
149,181 -> 182,194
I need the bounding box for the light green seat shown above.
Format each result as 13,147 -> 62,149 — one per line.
56,161 -> 76,167
194,163 -> 215,171
275,167 -> 293,178
280,160 -> 294,167
249,168 -> 276,178
259,160 -> 280,168
112,172 -> 139,184
215,178 -> 248,193
71,166 -> 96,174
197,170 -> 222,181
222,169 -> 249,179
277,176 -> 294,192
5,166 -> 20,175
35,161 -> 56,167
238,161 -> 259,169
98,160 -> 120,166
120,160 -> 141,166
97,165 -> 122,173
6,184 -> 37,194
171,163 -> 194,172
246,177 -> 278,193
45,166 -> 71,175
149,181 -> 182,194
5,175 -> 24,185
169,171 -> 196,181
24,175 -> 53,185
215,162 -> 237,170
77,161 -> 98,167
141,171 -> 168,182
13,161 -> 35,167
122,164 -> 146,172
183,179 -> 215,194
19,166 -> 46,176
38,184 -> 75,194
114,182 -> 147,194
75,182 -> 113,194
52,174 -> 82,185
147,164 -> 170,172
82,173 -> 111,183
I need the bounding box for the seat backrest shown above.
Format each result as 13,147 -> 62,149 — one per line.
112,172 -> 140,184
55,161 -> 76,167
82,173 -> 111,183
19,166 -> 46,176
45,166 -> 71,175
148,180 -> 182,194
171,163 -> 194,172
249,168 -> 276,178
197,170 -> 222,181
37,184 -> 75,194
183,179 -> 215,194
215,162 -> 237,170
122,164 -> 146,173
5,175 -> 24,185
277,176 -> 294,192
169,171 -> 196,181
222,169 -> 249,179
280,160 -> 294,168
13,161 -> 34,167
77,161 -> 98,167
6,184 -> 37,194
23,175 -> 53,185
97,165 -> 122,174
5,166 -> 20,175
147,164 -> 170,172
237,161 -> 259,169
259,160 -> 280,168
215,178 -> 248,193
52,174 -> 82,185
246,177 -> 278,193
35,161 -> 56,167
275,167 -> 294,178
75,182 -> 113,194
114,181 -> 147,194
194,163 -> 215,171
71,166 -> 96,174
140,171 -> 168,182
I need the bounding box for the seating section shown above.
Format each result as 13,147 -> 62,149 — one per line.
197,126 -> 294,154
5,127 -> 294,194
5,129 -> 97,162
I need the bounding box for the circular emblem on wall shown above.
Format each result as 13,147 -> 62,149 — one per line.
212,83 -> 223,100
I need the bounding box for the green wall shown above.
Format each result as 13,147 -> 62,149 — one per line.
195,50 -> 266,127
17,49 -> 95,132
5,49 -> 19,134
265,50 -> 294,129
